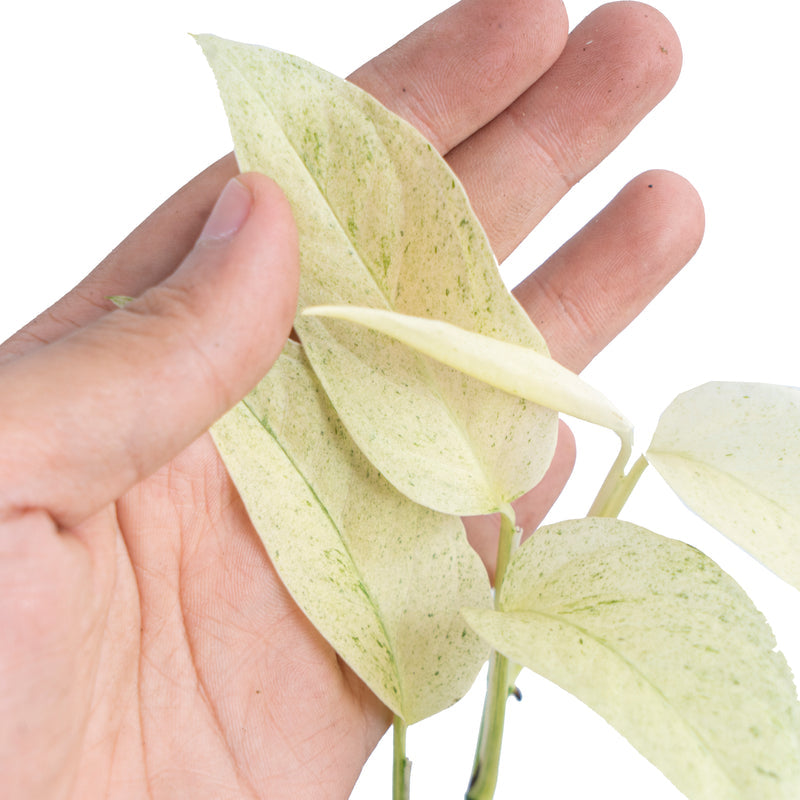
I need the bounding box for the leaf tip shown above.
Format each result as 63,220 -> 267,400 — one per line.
192,32 -> 221,58
107,295 -> 135,309
302,305 -> 340,318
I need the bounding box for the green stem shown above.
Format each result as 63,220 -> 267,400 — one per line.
594,454 -> 649,518
392,716 -> 410,800
467,650 -> 511,799
587,433 -> 633,517
588,456 -> 647,517
493,504 -> 520,592
466,509 -> 518,800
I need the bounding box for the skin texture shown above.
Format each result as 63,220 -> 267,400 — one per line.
0,1 -> 704,798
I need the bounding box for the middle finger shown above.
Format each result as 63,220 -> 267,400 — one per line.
447,2 -> 683,262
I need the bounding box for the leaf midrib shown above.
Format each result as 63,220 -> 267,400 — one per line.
229,46 -> 506,508
647,448 -> 795,519
242,395 -> 405,709
503,605 -> 740,793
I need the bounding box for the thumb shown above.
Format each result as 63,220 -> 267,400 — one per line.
0,173 -> 299,528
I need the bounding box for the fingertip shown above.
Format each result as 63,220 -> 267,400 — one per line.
627,169 -> 705,270
197,176 -> 254,242
514,168 -> 705,373
569,2 -> 684,123
645,168 -> 705,228
245,174 -> 301,372
177,171 -> 300,390
237,171 -> 296,233
590,1 -> 683,80
236,171 -> 301,338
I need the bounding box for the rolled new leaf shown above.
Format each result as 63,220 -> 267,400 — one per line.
197,34 -> 558,517
212,342 -> 492,723
647,381 -> 800,590
463,517 -> 800,799
303,305 -> 631,438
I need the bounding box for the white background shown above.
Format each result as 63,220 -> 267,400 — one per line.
2,1 -> 798,798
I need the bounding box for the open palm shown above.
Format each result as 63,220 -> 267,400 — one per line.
0,2 -> 703,798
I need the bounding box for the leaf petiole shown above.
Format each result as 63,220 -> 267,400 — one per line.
466,651 -> 511,800
466,510 -> 518,800
393,716 -> 411,800
589,452 -> 649,519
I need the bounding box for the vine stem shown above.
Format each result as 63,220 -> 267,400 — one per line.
466,508 -> 519,800
393,715 -> 410,800
466,445 -> 648,798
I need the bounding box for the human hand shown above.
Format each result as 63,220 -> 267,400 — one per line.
0,2 -> 703,799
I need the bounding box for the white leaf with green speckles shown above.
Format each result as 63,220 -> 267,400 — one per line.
303,305 -> 631,437
197,34 -> 557,516
463,517 -> 800,800
211,342 -> 492,723
647,382 -> 800,591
